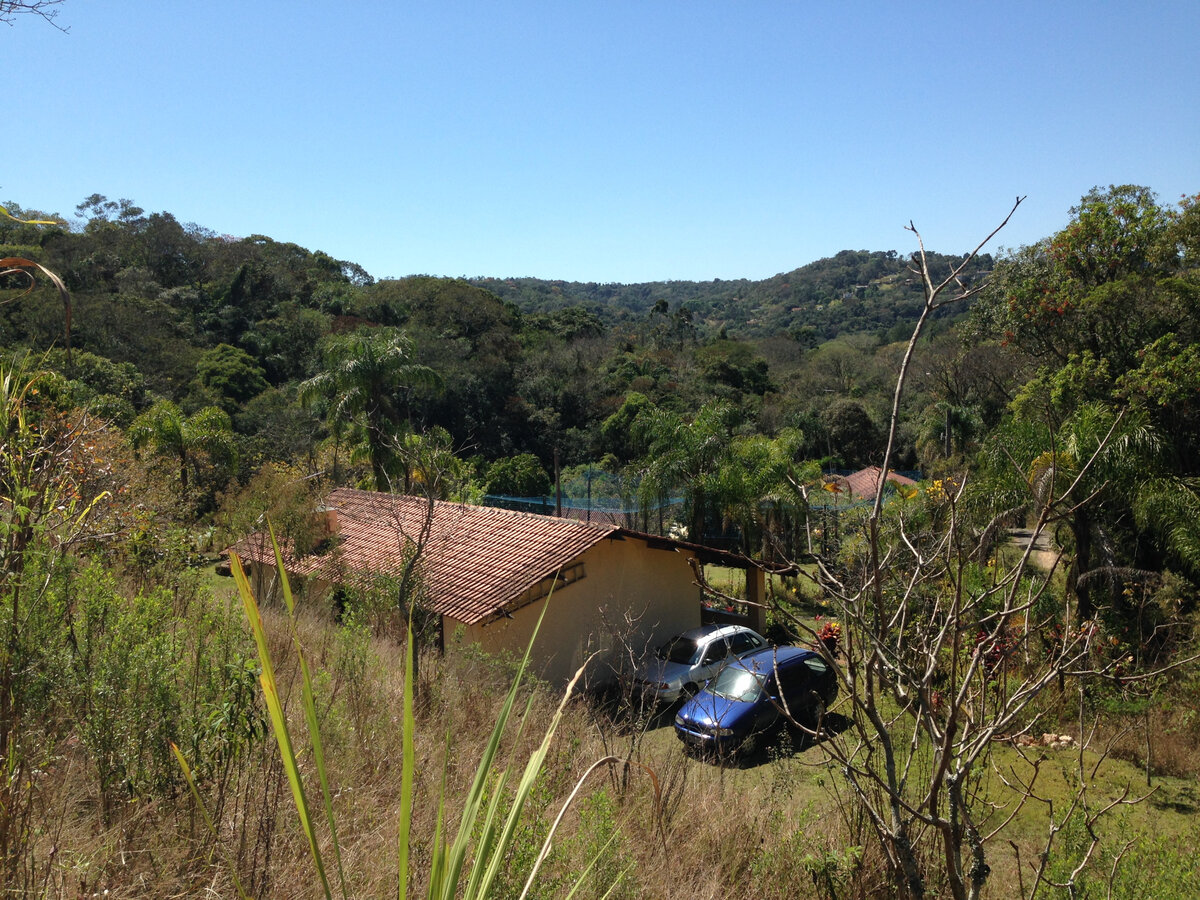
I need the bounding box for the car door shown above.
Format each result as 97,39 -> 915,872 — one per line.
801,654 -> 836,707
692,636 -> 731,685
756,671 -> 783,733
776,663 -> 813,724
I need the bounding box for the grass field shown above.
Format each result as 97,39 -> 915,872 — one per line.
24,562 -> 1200,898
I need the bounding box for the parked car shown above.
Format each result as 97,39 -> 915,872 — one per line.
632,624 -> 768,704
673,645 -> 837,758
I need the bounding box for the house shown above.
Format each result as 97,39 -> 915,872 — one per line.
825,466 -> 918,503
232,487 -> 769,685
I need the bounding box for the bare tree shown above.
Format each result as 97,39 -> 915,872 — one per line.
0,0 -> 68,29
774,199 -> 1193,899
327,427 -> 473,707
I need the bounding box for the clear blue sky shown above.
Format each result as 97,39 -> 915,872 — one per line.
10,1 -> 1199,283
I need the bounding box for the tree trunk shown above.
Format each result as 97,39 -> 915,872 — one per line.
1071,509 -> 1094,621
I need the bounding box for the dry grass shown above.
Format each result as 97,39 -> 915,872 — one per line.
20,590 -> 1200,899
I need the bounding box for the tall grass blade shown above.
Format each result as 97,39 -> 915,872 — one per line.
460,767 -> 511,898
231,556 -> 631,900
397,614 -> 416,899
520,756 -> 615,900
0,207 -> 61,226
425,747 -> 449,897
170,742 -> 251,900
596,864 -> 636,900
230,551 -> 277,688
464,691 -> 543,898
270,525 -> 349,900
300,652 -> 348,899
559,834 -> 624,900
475,656 -> 594,897
231,551 -> 333,899
434,601 -> 544,899
260,657 -> 332,898
427,572 -> 626,900
268,521 -> 297,616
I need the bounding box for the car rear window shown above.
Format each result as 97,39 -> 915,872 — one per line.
803,657 -> 828,676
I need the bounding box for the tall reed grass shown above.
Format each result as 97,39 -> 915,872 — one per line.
178,523 -> 632,898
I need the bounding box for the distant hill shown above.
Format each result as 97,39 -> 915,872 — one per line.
472,249 -> 992,342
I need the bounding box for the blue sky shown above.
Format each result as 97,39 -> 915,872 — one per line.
10,1 -> 1199,283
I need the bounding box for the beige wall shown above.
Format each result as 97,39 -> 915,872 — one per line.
449,535 -> 704,686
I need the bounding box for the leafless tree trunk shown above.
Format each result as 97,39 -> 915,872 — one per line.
854,197 -> 1023,898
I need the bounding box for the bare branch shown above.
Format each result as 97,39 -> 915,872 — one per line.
0,0 -> 68,30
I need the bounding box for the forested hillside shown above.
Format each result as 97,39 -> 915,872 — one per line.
3,185 -> 1200,897
0,194 -> 991,492
473,248 -> 993,343
4,186 -> 1198,570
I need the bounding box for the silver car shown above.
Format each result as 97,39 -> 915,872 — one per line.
633,624 -> 768,704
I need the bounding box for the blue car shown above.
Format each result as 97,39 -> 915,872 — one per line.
673,646 -> 837,758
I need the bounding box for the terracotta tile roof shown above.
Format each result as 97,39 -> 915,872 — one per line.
232,487 -> 620,626
828,466 -> 918,501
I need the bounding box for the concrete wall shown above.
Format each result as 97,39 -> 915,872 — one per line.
449,534 -> 703,686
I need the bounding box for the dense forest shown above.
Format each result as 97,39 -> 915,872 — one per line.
3,184 -> 1200,898
472,247 -> 993,343
0,193 -> 997,507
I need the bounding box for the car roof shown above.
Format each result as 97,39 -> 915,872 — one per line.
676,624 -> 758,643
674,624 -> 724,642
676,623 -> 747,640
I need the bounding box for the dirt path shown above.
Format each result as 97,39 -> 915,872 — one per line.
1008,528 -> 1062,571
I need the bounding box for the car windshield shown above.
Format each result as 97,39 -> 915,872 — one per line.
708,665 -> 766,703
657,636 -> 701,665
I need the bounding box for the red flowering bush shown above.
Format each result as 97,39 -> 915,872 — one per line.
976,627 -> 1019,674
815,617 -> 842,658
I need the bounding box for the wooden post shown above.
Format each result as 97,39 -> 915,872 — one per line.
745,566 -> 767,635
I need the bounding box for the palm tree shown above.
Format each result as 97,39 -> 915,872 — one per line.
1133,476 -> 1200,582
128,400 -> 236,492
976,403 -> 1166,622
394,426 -> 470,499
915,400 -> 983,468
632,401 -> 737,542
299,328 -> 441,490
710,429 -> 818,558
